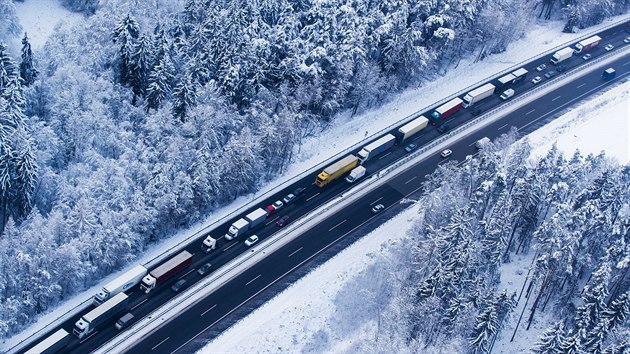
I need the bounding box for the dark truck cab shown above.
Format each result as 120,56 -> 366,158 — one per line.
603,68 -> 616,80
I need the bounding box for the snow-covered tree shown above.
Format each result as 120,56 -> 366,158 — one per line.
19,33 -> 37,86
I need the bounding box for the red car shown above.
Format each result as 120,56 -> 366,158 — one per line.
265,205 -> 275,216
276,215 -> 290,227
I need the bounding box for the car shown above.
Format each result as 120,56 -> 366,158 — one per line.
499,89 -> 515,100
293,187 -> 306,197
371,204 -> 385,214
604,44 -> 614,51
437,124 -> 450,134
245,235 -> 259,246
582,53 -> 592,60
265,204 -> 276,216
531,76 -> 542,84
544,70 -> 556,79
440,149 -> 453,158
471,108 -> 482,116
536,64 -> 547,72
405,143 -> 417,153
171,279 -> 186,292
197,263 -> 212,276
625,36 -> 630,44
273,200 -> 284,210
556,65 -> 566,73
115,313 -> 134,331
283,193 -> 296,205
276,215 -> 290,227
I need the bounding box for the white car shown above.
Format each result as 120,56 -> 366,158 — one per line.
536,64 -> 546,72
500,89 -> 515,100
604,44 -> 614,51
625,36 -> 630,44
582,54 -> 592,61
440,149 -> 452,158
371,204 -> 385,214
531,76 -> 542,84
245,235 -> 259,247
272,200 -> 284,210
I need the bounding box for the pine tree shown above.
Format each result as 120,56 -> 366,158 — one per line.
172,74 -> 197,122
19,33 -> 37,86
129,35 -> 154,100
145,53 -> 175,111
560,331 -> 583,354
601,292 -> 630,330
532,321 -> 566,354
469,301 -> 499,353
0,42 -> 18,95
112,14 -> 140,86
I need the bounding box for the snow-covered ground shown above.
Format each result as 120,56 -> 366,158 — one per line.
4,5 -> 629,353
201,21 -> 630,354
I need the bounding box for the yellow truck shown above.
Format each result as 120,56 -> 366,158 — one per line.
315,154 -> 359,187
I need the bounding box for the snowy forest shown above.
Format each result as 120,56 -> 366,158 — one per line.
0,0 -> 629,340
341,135 -> 630,353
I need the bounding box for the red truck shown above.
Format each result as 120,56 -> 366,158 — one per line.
430,97 -> 463,124
140,251 -> 193,293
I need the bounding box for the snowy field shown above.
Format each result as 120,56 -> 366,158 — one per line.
4,4 -> 629,353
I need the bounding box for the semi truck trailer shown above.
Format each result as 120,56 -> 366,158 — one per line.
496,73 -> 516,88
511,68 -> 528,83
550,47 -> 573,64
73,293 -> 129,339
396,115 -> 429,142
462,83 -> 495,108
430,97 -> 463,123
25,329 -> 70,354
574,35 -> 601,54
357,134 -> 396,163
140,251 -> 193,293
315,155 -> 359,187
224,208 -> 267,240
92,265 -> 147,306
345,166 -> 366,183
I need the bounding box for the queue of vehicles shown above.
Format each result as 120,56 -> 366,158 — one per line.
24,29 -> 625,354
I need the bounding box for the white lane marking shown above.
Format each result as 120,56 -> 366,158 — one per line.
405,176 -> 417,184
179,269 -> 194,279
80,331 -> 99,344
379,152 -> 392,159
577,83 -> 586,88
413,134 -> 425,141
552,96 -> 561,101
369,197 -> 383,205
328,219 -> 347,232
223,242 -> 238,251
498,124 -> 508,130
288,247 -> 303,258
526,109 -> 536,115
265,217 -> 279,225
131,299 -> 148,311
245,274 -> 262,286
468,141 -> 477,147
200,304 -> 217,317
624,62 -> 630,66
152,337 -> 170,351
438,158 -> 451,165
306,193 -> 320,202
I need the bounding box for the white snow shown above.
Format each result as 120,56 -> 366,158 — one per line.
5,5 -> 629,354
9,0 -> 84,53
199,17 -> 630,354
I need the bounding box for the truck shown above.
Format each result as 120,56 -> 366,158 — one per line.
140,251 -> 193,293
462,83 -> 495,108
550,47 -> 573,64
511,68 -> 528,83
345,166 -> 367,183
92,265 -> 147,306
602,67 -> 616,80
496,73 -> 516,88
315,154 -> 359,187
430,97 -> 463,123
224,208 -> 267,240
357,134 -> 396,163
574,35 -> 601,54
25,329 -> 70,354
201,235 -> 217,252
396,115 -> 429,142
73,293 -> 129,339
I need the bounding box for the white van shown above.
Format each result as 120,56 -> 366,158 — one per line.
500,89 -> 515,100
475,137 -> 491,149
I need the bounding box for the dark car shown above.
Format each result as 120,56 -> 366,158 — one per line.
471,108 -> 482,116
293,187 -> 306,197
171,279 -> 186,292
197,263 -> 212,276
437,124 -> 450,134
405,143 -> 417,153
556,65 -> 566,73
276,215 -> 290,227
544,70 -> 556,79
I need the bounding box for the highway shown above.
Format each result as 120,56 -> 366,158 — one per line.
14,20 -> 630,354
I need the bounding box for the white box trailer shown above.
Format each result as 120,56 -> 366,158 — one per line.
496,73 -> 516,88
245,208 -> 267,228
225,218 -> 249,240
74,293 -> 129,339
345,166 -> 366,183
397,116 -> 429,142
551,47 -> 573,64
511,68 -> 528,83
25,329 -> 70,354
462,83 -> 496,108
92,265 -> 147,306
574,35 -> 601,53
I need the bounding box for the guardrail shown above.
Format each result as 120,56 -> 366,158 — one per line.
7,16 -> 630,354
